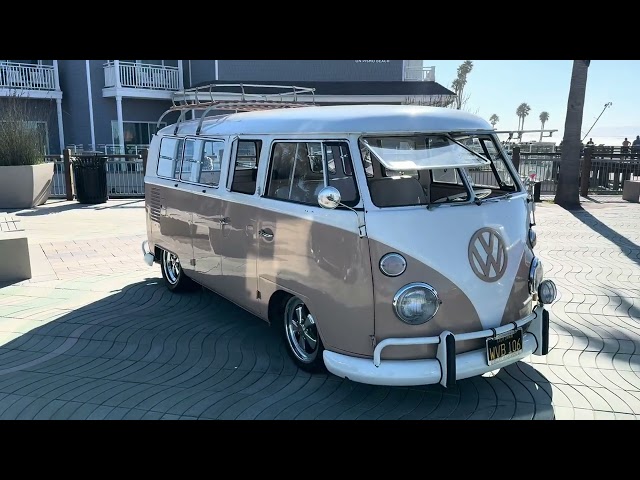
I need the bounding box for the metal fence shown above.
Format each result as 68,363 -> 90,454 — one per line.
43,147 -> 640,200
45,153 -> 145,199
518,152 -> 640,195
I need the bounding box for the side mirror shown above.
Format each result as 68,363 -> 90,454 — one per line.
317,186 -> 341,209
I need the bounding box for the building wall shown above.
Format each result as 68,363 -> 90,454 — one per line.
187,60 -> 403,86
58,60 -> 92,149
59,60 -> 174,148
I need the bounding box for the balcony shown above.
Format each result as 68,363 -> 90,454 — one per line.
103,61 -> 181,99
0,61 -> 62,99
404,66 -> 436,82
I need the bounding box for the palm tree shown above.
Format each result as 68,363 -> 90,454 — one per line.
451,60 -> 474,110
515,103 -> 531,131
539,111 -> 549,142
489,114 -> 499,128
554,60 -> 590,209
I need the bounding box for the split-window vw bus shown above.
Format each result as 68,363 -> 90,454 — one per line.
142,95 -> 556,387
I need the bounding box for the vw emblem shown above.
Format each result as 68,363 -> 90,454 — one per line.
468,228 -> 508,282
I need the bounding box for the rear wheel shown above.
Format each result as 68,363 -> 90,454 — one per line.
160,249 -> 196,292
281,295 -> 325,373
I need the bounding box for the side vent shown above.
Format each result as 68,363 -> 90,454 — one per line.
149,187 -> 161,223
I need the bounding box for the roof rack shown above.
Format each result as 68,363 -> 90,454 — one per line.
156,83 -> 316,135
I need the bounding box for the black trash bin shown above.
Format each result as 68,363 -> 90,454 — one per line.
73,155 -> 108,204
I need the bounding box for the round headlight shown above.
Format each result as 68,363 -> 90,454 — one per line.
393,283 -> 440,325
538,279 -> 557,304
528,257 -> 544,294
380,253 -> 407,277
529,228 -> 537,248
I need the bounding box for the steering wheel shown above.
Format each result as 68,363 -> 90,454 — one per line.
474,188 -> 492,199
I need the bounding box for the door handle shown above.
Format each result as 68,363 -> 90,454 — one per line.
259,229 -> 274,239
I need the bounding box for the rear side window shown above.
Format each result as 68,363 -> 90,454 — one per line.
157,137 -> 183,179
199,140 -> 225,186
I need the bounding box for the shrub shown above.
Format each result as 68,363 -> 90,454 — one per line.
0,94 -> 48,166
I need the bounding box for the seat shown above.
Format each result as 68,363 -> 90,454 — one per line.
368,177 -> 427,207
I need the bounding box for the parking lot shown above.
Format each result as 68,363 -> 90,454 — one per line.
0,196 -> 639,419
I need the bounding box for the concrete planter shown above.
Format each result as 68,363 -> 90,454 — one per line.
0,163 -> 54,209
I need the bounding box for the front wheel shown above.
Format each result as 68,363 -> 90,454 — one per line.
160,249 -> 196,292
282,295 -> 325,373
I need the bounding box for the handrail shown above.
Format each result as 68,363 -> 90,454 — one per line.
157,83 -> 316,133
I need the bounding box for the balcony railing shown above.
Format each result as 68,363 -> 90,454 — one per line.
404,66 -> 435,82
103,61 -> 180,90
0,62 -> 56,90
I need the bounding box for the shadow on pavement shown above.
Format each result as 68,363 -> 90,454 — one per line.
12,199 -> 144,217
568,207 -> 640,269
0,277 -> 554,420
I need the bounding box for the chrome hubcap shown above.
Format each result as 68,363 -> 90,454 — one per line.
284,297 -> 319,363
162,250 -> 181,285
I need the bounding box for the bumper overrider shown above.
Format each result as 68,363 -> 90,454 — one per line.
323,304 -> 550,388
142,240 -> 156,266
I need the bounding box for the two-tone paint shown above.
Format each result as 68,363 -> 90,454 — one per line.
143,105 -> 552,387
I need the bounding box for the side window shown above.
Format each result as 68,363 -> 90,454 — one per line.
266,141 -> 359,207
180,138 -> 199,182
266,141 -> 324,205
230,140 -> 262,194
325,142 -> 359,207
198,139 -> 225,186
156,137 -> 183,179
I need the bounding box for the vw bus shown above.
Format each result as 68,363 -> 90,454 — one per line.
142,85 -> 557,387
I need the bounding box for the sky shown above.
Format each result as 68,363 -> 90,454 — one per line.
424,60 -> 640,146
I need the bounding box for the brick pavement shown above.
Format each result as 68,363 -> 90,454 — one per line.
0,197 -> 638,420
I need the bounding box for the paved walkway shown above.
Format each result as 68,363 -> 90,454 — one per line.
0,196 -> 638,420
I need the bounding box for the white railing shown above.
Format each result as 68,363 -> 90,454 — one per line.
404,66 -> 436,82
103,61 -> 180,90
0,62 -> 56,90
97,144 -> 149,155
45,157 -> 67,198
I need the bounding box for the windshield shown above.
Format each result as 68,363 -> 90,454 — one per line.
359,133 -> 520,208
360,135 -> 489,171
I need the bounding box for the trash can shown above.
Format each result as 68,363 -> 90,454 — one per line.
72,155 -> 108,204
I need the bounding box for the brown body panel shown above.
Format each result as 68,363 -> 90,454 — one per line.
149,183 -> 195,275
256,201 -> 375,356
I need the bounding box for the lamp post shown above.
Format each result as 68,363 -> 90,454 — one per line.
581,101 -> 612,142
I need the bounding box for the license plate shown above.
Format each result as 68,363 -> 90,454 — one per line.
486,328 -> 523,366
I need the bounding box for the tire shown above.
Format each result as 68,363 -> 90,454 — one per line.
280,295 -> 325,373
160,249 -> 197,293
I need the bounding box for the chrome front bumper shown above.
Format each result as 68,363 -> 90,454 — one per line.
323,304 -> 550,388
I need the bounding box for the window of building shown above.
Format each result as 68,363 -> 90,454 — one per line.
111,121 -> 165,153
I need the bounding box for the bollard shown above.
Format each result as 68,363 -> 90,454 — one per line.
512,146 -> 520,171
63,148 -> 74,201
141,148 -> 148,175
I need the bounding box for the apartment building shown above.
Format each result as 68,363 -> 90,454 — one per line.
1,60 -> 455,155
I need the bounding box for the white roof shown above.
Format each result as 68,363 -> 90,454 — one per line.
158,104 -> 494,137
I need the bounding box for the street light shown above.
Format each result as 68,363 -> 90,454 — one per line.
581,102 -> 612,142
